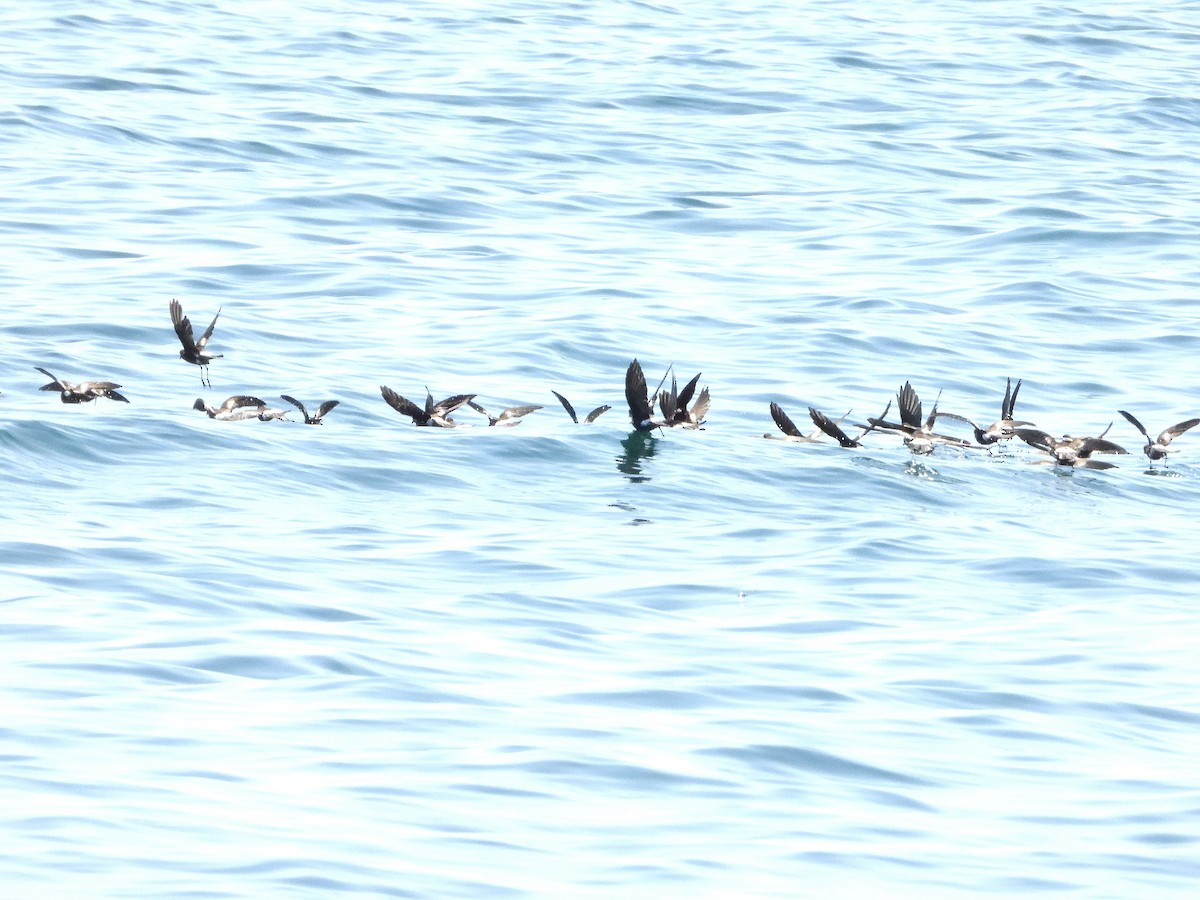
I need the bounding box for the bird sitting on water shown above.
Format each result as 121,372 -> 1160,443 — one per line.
281,395 -> 340,425
1014,427 -> 1126,469
551,390 -> 611,424
170,299 -> 223,388
467,400 -> 543,426
35,367 -> 129,403
1117,409 -> 1199,462
380,385 -> 475,427
193,395 -> 278,421
935,377 -> 1033,446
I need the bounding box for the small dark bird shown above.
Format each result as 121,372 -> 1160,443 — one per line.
380,385 -> 474,427
467,400 -> 543,427
869,382 -> 971,454
1118,410 -> 1200,462
807,406 -> 864,448
281,395 -> 340,425
764,402 -> 824,443
936,378 -> 1033,445
551,391 -> 611,424
1014,428 -> 1127,469
625,360 -> 709,431
193,395 -> 273,421
36,367 -> 129,403
657,370 -> 709,429
170,299 -> 223,387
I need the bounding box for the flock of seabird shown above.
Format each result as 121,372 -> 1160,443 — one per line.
12,300 -> 1199,469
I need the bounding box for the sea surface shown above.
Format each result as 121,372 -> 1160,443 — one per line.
3,1 -> 1200,896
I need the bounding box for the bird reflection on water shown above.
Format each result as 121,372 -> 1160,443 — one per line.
617,431 -> 659,482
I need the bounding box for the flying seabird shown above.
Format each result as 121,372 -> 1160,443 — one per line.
170,299 -> 223,387
868,382 -> 971,454
551,391 -> 611,424
657,370 -> 709,429
467,400 -> 543,426
193,395 -> 272,421
35,367 -> 129,403
380,385 -> 475,427
1117,409 -> 1200,462
935,378 -> 1033,445
1014,427 -> 1127,469
281,395 -> 340,425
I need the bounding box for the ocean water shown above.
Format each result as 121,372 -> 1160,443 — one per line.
3,0 -> 1200,896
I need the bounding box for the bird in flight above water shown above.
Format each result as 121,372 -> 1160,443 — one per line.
1117,409 -> 1199,462
170,299 -> 223,388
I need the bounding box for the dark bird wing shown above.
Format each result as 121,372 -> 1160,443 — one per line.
583,404 -> 612,423
1078,437 -> 1127,457
169,299 -> 195,350
898,381 -> 922,430
625,359 -> 654,428
497,404 -> 542,422
314,400 -> 340,420
103,389 -> 130,403
433,394 -> 476,417
1117,409 -> 1149,442
552,390 -> 579,423
809,406 -> 861,448
685,387 -> 709,427
770,402 -> 803,438
1003,378 -> 1022,419
280,395 -> 308,418
1160,418 -> 1200,444
222,395 -> 266,411
1014,428 -> 1055,453
195,307 -> 221,352
381,386 -> 428,423
677,372 -> 701,410
35,367 -> 63,391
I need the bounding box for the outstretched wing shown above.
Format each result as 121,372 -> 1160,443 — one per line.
315,400 -> 340,420
897,381 -> 922,430
1161,418 -> 1200,444
1117,409 -> 1149,441
584,404 -> 611,424
770,402 -> 802,438
280,395 -> 308,418
809,406 -> 860,448
381,385 -> 428,423
169,299 -> 194,350
552,390 -> 579,423
625,359 -> 654,429
195,307 -> 221,352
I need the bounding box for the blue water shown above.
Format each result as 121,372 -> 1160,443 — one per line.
3,1 -> 1200,895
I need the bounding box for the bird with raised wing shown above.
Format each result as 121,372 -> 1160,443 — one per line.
380,385 -> 474,427
1014,427 -> 1127,469
36,367 -> 129,403
281,395 -> 340,425
551,390 -> 611,424
170,299 -> 223,387
936,377 -> 1033,446
467,400 -> 543,427
1118,409 -> 1199,462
